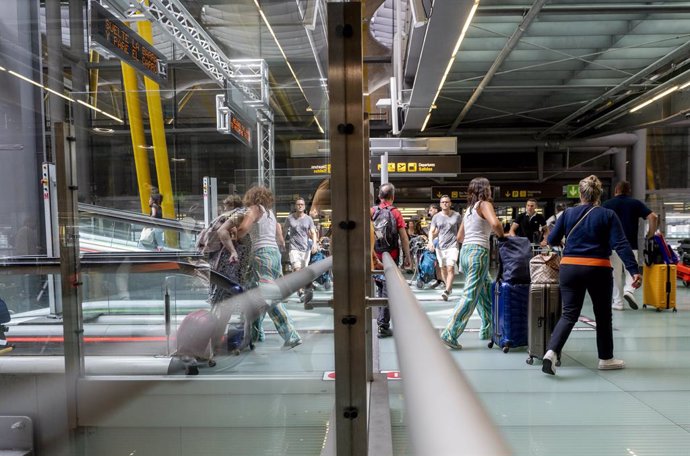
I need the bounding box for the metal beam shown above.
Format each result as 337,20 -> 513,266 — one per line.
538,29 -> 690,139
448,0 -> 548,133
478,3 -> 690,16
567,69 -> 690,137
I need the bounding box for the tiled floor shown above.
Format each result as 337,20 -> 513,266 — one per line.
64,275 -> 689,455
384,281 -> 690,456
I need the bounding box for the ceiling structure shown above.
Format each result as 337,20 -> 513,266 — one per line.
94,0 -> 690,187
416,0 -> 690,142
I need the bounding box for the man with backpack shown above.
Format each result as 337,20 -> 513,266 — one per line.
427,195 -> 462,300
371,183 -> 411,338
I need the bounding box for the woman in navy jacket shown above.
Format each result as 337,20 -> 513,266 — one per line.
542,175 -> 641,375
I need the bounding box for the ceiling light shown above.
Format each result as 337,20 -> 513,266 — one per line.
92,127 -> 115,134
421,0 -> 479,132
629,85 -> 678,113
678,80 -> 690,90
253,0 -> 324,134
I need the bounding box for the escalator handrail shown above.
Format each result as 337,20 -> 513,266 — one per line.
78,203 -> 205,232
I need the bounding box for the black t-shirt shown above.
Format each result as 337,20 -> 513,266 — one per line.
513,212 -> 546,243
602,195 -> 652,249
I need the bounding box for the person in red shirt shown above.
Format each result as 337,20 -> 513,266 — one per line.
371,183 -> 411,338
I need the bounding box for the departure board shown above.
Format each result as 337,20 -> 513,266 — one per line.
91,2 -> 167,83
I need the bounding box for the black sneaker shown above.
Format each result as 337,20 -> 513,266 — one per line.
430,280 -> 444,289
624,293 -> 639,310
377,327 -> 393,338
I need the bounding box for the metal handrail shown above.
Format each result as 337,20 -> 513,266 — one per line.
381,252 -> 511,456
78,203 -> 205,232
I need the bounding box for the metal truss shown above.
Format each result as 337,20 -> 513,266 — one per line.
130,0 -> 275,187
257,118 -> 275,190
134,0 -> 269,113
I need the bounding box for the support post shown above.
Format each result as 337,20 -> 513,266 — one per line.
613,147 -> 627,186
328,3 -> 369,455
54,122 -> 85,455
632,129 -> 647,201
121,62 -> 153,214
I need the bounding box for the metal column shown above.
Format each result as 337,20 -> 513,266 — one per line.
613,147 -> 627,186
46,0 -> 64,164
54,122 -> 85,456
632,129 -> 647,201
328,3 -> 369,455
69,0 -> 90,201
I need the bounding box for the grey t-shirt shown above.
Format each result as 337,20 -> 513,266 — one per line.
431,211 -> 462,249
284,213 -> 315,252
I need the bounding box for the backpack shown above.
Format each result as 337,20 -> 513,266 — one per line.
196,213 -> 230,254
644,233 -> 679,266
372,205 -> 399,253
418,249 -> 437,283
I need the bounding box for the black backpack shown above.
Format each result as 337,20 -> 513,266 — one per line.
372,205 -> 398,253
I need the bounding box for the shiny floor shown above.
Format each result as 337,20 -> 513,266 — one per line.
202,276 -> 690,455
385,281 -> 690,456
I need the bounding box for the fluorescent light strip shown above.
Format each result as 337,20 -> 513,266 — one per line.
253,0 -> 324,134
8,68 -> 124,123
678,80 -> 690,90
421,0 -> 480,132
630,85 -> 679,113
77,99 -> 124,123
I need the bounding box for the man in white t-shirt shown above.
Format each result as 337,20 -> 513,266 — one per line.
427,195 -> 462,301
283,198 -> 319,302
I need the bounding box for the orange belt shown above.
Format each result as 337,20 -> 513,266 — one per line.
561,257 -> 611,267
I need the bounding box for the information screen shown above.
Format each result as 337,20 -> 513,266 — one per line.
91,2 -> 167,83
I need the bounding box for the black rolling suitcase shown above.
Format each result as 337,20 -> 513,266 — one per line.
526,283 -> 561,366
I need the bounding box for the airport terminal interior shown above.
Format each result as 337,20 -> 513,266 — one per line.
1,0 -> 690,455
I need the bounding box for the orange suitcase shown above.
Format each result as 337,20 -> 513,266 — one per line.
642,264 -> 677,312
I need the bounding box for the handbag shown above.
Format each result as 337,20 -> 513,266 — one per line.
530,252 -> 560,284
139,227 -> 156,245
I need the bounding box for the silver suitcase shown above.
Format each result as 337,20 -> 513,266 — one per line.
526,283 -> 562,366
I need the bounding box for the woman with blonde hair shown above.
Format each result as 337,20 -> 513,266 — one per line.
440,177 -> 506,349
542,175 -> 640,375
237,186 -> 302,349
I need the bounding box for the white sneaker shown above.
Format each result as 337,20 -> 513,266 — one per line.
612,302 -> 624,311
542,350 -> 558,375
598,358 -> 625,370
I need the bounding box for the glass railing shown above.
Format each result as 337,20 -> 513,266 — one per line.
78,203 -> 204,252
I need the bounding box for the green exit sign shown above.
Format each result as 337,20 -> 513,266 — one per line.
564,184 -> 579,198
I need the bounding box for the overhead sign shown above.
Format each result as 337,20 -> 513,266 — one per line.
564,184 -> 579,198
496,182 -> 567,201
91,2 -> 167,83
287,158 -> 331,177
370,155 -> 460,177
431,186 -> 468,200
230,112 -> 252,146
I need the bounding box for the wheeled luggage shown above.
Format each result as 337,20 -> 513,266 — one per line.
642,264 -> 677,312
526,283 -> 562,365
488,280 -> 529,353
176,309 -> 220,375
